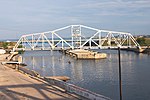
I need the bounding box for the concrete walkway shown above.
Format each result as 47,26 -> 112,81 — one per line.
0,54 -> 81,100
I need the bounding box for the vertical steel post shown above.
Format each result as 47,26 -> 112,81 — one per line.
71,26 -> 74,49
118,47 -> 122,100
23,37 -> 25,49
127,35 -> 129,47
52,32 -> 54,49
99,31 -> 101,48
89,39 -> 91,49
79,25 -> 81,48
42,34 -> 44,50
108,33 -> 111,47
32,35 -> 34,50
129,35 -> 131,47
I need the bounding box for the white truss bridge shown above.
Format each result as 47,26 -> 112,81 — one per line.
13,25 -> 140,51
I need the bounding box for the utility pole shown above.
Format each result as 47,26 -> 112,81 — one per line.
118,47 -> 122,100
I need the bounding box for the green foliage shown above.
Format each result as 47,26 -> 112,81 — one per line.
145,38 -> 150,46
136,37 -> 146,46
18,45 -> 23,48
18,50 -> 24,54
2,42 -> 9,49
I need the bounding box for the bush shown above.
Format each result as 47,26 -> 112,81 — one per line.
136,37 -> 146,46
2,42 -> 9,49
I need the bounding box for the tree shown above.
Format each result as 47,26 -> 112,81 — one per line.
2,42 -> 9,49
136,37 -> 146,46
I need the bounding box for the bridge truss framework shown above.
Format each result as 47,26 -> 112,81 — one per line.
13,25 -> 140,51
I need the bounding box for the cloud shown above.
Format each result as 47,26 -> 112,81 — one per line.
0,0 -> 150,39
77,0 -> 150,16
78,0 -> 150,8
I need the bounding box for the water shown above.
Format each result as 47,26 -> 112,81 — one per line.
21,50 -> 150,100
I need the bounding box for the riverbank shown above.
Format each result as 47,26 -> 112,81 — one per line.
142,48 -> 150,54
0,54 -> 82,100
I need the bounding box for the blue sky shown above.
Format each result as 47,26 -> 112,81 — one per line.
0,0 -> 150,39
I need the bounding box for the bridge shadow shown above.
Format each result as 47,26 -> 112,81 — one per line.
0,83 -> 78,100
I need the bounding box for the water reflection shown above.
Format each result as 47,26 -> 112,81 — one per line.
22,51 -> 84,81
51,55 -> 56,76
71,60 -> 83,81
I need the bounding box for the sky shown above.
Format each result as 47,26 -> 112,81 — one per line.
0,0 -> 150,40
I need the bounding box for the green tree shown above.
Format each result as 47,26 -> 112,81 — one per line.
2,42 -> 9,49
136,37 -> 146,46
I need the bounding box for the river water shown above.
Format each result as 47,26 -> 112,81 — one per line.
22,50 -> 150,100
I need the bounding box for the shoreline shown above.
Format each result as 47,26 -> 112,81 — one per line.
0,54 -> 83,100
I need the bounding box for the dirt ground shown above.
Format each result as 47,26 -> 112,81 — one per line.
0,54 -> 82,100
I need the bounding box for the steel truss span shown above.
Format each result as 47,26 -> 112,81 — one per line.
13,25 -> 140,51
